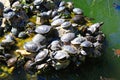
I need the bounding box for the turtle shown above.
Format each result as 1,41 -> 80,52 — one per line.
80,49 -> 87,56
33,0 -> 44,5
62,45 -> 77,55
35,25 -> 52,34
18,31 -> 28,39
35,49 -> 49,62
57,6 -> 65,12
32,34 -> 46,45
61,21 -> 71,29
3,10 -> 15,19
48,40 -> 61,51
95,34 -> 105,43
36,63 -> 48,70
51,18 -> 65,27
80,40 -> 93,47
1,34 -> 16,46
52,14 -> 61,21
23,41 -> 40,53
73,8 -> 83,15
11,27 -> 18,36
51,10 -> 58,18
87,22 -> 104,34
71,36 -> 86,45
72,15 -> 86,24
59,1 -> 66,7
52,50 -> 69,60
61,32 -> 75,43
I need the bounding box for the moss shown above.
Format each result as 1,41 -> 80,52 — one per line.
16,33 -> 35,49
29,16 -> 37,24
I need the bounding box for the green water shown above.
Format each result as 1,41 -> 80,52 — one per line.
2,0 -> 120,80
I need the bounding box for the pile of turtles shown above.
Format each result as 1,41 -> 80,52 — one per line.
0,0 -> 105,75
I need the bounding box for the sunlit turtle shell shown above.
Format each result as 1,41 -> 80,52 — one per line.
49,40 -> 61,51
71,36 -> 86,44
1,34 -> 15,46
52,15 -> 61,21
80,49 -> 87,56
59,1 -> 65,7
35,49 -> 48,62
72,23 -> 78,27
61,33 -> 75,43
51,19 -> 65,27
73,8 -> 83,15
53,50 -> 69,60
61,21 -> 71,28
32,34 -> 46,44
11,27 -> 18,36
87,22 -> 104,33
12,1 -> 20,8
23,41 -> 39,53
35,25 -> 52,34
18,31 -> 28,39
80,40 -> 93,47
1,39 -> 15,46
39,12 -> 50,19
33,0 -> 44,5
47,10 -> 52,16
51,10 -> 58,18
62,45 -> 77,54
58,6 -> 65,12
36,63 -> 48,70
5,34 -> 15,40
3,11 -> 15,19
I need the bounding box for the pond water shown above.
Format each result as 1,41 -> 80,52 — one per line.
2,0 -> 120,80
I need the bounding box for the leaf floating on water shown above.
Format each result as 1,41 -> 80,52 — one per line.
113,48 -> 120,57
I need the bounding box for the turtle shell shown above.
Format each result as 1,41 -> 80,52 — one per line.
32,34 -> 46,44
61,33 -> 75,42
23,41 -> 39,53
35,49 -> 48,62
71,37 -> 86,44
73,8 -> 83,15
35,25 -> 52,34
62,45 -> 77,54
80,40 -> 93,47
51,19 -> 65,27
53,50 -> 69,60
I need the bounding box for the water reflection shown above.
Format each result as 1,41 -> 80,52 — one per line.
113,3 -> 120,10
109,32 -> 120,46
